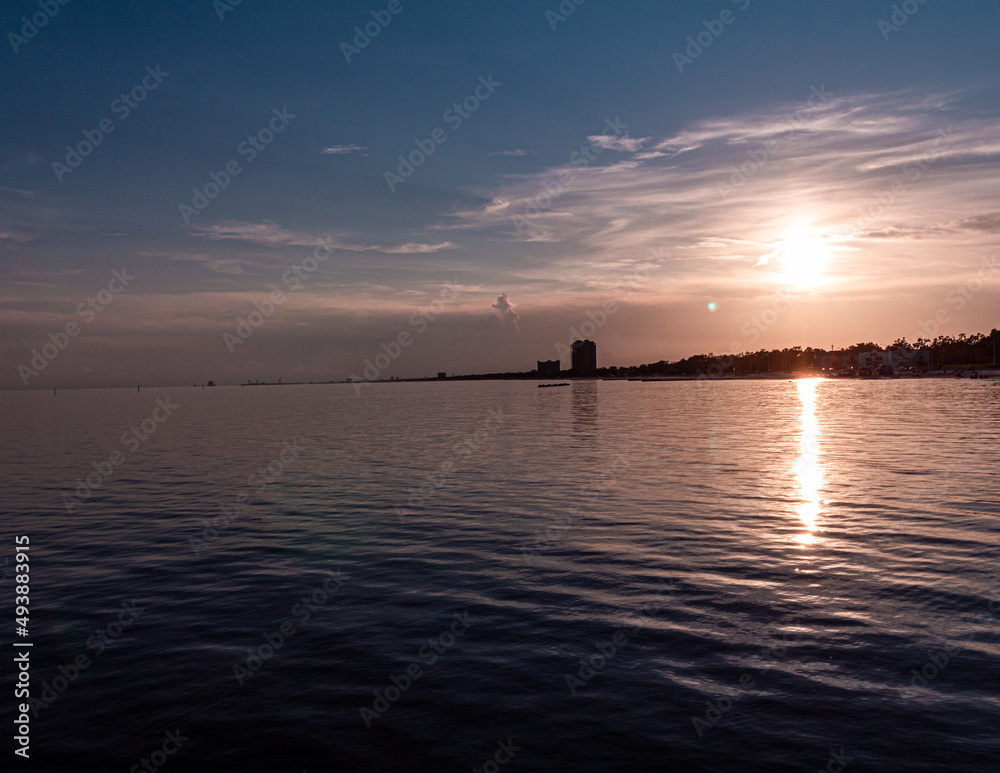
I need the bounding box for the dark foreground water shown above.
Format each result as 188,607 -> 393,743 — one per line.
1,379 -> 998,772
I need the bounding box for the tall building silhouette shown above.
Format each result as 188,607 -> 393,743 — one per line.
571,340 -> 597,373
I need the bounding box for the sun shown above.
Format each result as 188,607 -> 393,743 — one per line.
759,229 -> 833,290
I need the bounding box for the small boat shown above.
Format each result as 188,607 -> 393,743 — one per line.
538,383 -> 570,388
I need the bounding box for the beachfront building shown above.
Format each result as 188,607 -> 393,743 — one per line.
858,349 -> 931,370
537,360 -> 560,378
817,351 -> 853,370
571,340 -> 597,373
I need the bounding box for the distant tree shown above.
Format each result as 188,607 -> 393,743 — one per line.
846,342 -> 879,355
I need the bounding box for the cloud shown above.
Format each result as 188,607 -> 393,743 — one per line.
321,144 -> 369,155
489,149 -> 528,157
943,214 -> 1000,232
434,88 -> 1000,293
491,293 -> 520,330
483,197 -> 510,213
190,221 -> 455,254
0,229 -> 34,244
166,254 -> 247,274
586,135 -> 649,152
0,187 -> 39,199
380,242 -> 458,254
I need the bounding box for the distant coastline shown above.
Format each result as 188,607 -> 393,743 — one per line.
234,366 -> 1000,389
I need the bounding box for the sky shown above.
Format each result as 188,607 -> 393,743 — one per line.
2,0 -> 999,388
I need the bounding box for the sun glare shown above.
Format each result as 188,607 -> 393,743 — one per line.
762,229 -> 833,290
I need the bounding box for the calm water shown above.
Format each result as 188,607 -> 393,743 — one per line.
1,379 -> 998,771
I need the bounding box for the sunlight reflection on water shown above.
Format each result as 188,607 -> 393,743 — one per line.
794,377 -> 825,545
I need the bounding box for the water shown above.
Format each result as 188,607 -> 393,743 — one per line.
1,379 -> 998,771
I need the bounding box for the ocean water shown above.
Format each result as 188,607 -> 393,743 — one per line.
1,378 -> 998,771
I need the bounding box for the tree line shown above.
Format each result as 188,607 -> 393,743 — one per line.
597,328 -> 999,377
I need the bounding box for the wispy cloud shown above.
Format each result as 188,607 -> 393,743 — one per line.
321,144 -> 369,155
587,135 -> 649,153
489,149 -> 528,157
381,242 -> 457,254
190,221 -> 455,255
943,214 -> 1000,233
436,89 -> 1000,291
0,229 -> 35,244
166,254 -> 248,274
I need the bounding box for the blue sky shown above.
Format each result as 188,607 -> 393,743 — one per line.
2,0 -> 999,387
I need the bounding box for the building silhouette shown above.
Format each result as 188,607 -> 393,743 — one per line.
537,360 -> 560,378
571,340 -> 597,373
857,348 -> 930,372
